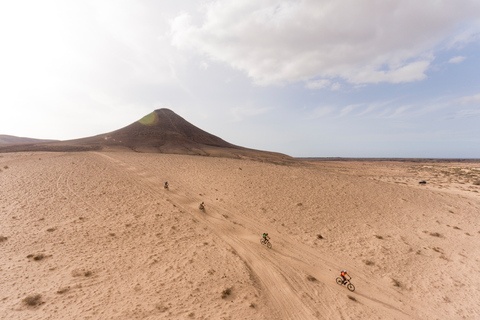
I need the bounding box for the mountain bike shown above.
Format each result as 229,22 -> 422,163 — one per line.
336,277 -> 355,292
260,238 -> 272,249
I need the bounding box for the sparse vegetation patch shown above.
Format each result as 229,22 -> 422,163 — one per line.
221,287 -> 232,299
306,275 -> 317,282
23,294 -> 43,306
27,254 -> 46,261
34,254 -> 45,261
56,287 -> 70,294
392,278 -> 401,287
156,304 -> 168,312
72,269 -> 94,277
364,260 -> 375,266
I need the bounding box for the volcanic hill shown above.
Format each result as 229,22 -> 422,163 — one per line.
0,135 -> 57,145
0,109 -> 293,163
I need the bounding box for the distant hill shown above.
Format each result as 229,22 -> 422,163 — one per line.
0,135 -> 57,145
0,109 -> 293,164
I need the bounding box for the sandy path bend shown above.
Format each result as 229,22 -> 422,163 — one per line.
94,152 -> 313,318
3,152 -> 478,319
93,152 -> 415,320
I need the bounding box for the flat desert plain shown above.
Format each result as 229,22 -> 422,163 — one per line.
1,152 -> 479,319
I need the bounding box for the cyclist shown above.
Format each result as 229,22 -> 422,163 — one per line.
199,202 -> 205,210
340,270 -> 350,285
262,233 -> 270,242
164,181 -> 169,189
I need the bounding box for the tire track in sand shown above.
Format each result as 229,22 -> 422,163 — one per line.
92,152 -> 415,320
94,152 -> 317,318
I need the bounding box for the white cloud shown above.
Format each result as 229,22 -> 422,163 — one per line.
448,56 -> 466,64
330,82 -> 341,91
231,105 -> 273,121
338,104 -> 361,117
456,93 -> 480,104
390,105 -> 413,118
454,109 -> 480,118
306,79 -> 331,89
306,79 -> 341,90
309,106 -> 335,118
170,0 -> 480,86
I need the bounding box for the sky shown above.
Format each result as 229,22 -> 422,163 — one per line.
1,0 -> 480,158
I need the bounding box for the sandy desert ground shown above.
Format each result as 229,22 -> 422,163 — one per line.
1,151 -> 479,319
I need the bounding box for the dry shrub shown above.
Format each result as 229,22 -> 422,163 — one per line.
72,269 -> 93,277
392,278 -> 401,287
33,254 -> 45,261
375,235 -> 383,239
156,304 -> 168,312
249,303 -> 256,308
23,294 -> 42,306
221,287 -> 232,299
317,234 -> 324,240
429,232 -> 442,237
0,236 -> 7,242
46,228 -> 56,232
307,275 -> 317,282
473,180 -> 480,186
440,255 -> 450,261
364,260 -> 375,266
56,287 -> 70,294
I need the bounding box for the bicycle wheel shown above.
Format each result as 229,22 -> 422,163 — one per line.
260,239 -> 265,245
347,283 -> 355,292
336,277 -> 344,285
267,242 -> 272,249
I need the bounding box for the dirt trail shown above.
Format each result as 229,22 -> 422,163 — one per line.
94,152 -> 415,319
4,152 -> 476,319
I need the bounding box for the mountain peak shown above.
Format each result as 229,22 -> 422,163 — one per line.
0,109 -> 293,164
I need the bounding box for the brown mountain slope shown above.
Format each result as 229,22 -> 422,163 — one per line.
71,108 -> 239,151
0,135 -> 57,145
0,109 -> 293,164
